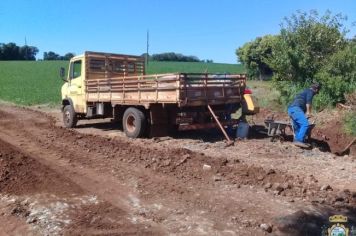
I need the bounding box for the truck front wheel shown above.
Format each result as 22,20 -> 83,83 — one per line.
63,105 -> 78,128
123,107 -> 147,138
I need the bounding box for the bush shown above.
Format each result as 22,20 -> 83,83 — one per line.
314,42 -> 356,108
267,11 -> 353,110
237,10 -> 355,110
272,80 -> 304,107
236,35 -> 276,80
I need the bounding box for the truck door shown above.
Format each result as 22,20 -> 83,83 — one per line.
68,59 -> 85,113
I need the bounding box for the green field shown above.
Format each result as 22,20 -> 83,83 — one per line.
0,60 -> 245,106
0,61 -> 67,105
146,61 -> 245,74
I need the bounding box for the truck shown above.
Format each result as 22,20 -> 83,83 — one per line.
60,51 -> 259,138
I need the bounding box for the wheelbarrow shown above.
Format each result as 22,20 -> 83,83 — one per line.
264,119 -> 292,142
264,119 -> 316,142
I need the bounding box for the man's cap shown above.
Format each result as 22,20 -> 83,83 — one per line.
311,82 -> 321,90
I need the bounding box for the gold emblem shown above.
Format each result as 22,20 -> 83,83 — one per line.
329,215 -> 348,223
327,215 -> 349,236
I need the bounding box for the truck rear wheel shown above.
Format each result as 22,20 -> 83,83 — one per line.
63,105 -> 78,128
123,108 -> 147,138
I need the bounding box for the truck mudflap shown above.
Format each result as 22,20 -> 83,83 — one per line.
178,119 -> 239,131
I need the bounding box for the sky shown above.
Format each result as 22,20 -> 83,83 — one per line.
0,0 -> 355,63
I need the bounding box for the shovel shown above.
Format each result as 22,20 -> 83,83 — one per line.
207,105 -> 234,147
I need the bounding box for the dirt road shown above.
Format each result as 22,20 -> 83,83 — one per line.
0,104 -> 355,235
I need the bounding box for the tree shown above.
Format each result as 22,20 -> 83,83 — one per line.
236,35 -> 277,80
63,53 -> 75,60
151,52 -> 200,62
265,10 -> 350,108
43,51 -> 60,60
19,45 -> 38,60
0,43 -> 4,60
141,53 -> 151,61
268,10 -> 346,83
236,10 -> 354,109
1,42 -> 20,60
43,51 -> 75,60
0,42 -> 38,60
314,40 -> 356,107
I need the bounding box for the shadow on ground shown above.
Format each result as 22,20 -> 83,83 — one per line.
274,205 -> 356,235
76,121 -> 122,131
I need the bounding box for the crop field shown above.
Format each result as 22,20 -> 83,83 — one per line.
0,61 -> 67,105
0,60 -> 245,106
146,61 -> 245,74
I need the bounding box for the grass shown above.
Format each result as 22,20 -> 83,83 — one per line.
0,61 -> 67,106
246,80 -> 282,111
0,60 -> 245,106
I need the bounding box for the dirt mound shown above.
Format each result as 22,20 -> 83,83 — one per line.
313,118 -> 355,155
43,122 -> 356,210
0,137 -> 160,235
0,139 -> 83,196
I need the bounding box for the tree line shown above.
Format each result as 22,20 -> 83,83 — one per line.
0,43 -> 210,63
142,52 -> 213,63
0,42 -> 38,60
0,42 -> 75,61
152,52 -> 200,62
43,51 -> 75,60
236,10 -> 355,109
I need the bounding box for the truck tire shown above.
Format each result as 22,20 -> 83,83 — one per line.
63,105 -> 78,128
123,107 -> 147,138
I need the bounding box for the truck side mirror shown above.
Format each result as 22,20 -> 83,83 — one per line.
59,67 -> 67,82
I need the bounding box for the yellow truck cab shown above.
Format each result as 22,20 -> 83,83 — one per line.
60,51 -> 259,138
61,54 -> 86,115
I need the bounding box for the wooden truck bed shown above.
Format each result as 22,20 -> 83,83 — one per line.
84,52 -> 246,107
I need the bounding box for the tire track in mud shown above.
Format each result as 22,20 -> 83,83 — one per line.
1,108 -> 264,234
2,107 -> 259,234
0,137 -> 159,235
0,105 -> 355,235
29,109 -> 356,209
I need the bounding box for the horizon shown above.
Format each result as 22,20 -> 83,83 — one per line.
0,0 -> 355,63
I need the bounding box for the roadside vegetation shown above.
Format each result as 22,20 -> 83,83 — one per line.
237,10 -> 355,110
246,80 -> 282,111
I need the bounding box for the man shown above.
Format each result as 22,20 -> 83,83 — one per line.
288,82 -> 321,148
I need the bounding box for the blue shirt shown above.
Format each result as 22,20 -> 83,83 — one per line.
289,88 -> 315,112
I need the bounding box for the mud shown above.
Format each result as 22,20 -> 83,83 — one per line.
0,104 -> 355,235
0,139 -> 83,196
